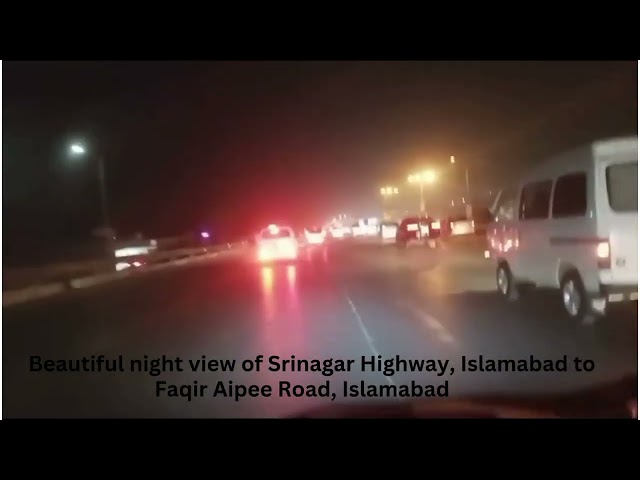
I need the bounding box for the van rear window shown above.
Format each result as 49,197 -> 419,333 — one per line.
606,162 -> 637,212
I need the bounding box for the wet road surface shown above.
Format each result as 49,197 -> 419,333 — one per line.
3,240 -> 637,418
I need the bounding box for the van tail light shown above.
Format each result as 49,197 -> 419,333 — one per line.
596,241 -> 610,269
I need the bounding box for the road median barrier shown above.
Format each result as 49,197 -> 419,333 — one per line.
2,282 -> 68,307
69,270 -> 131,289
3,242 -> 246,307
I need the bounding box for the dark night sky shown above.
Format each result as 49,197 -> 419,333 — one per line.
2,61 -> 637,262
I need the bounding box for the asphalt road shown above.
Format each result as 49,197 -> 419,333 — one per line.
3,240 -> 637,418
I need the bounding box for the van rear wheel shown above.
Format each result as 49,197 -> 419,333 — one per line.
497,263 -> 520,301
560,272 -> 601,324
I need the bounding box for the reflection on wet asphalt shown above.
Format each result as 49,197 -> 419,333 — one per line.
3,241 -> 637,417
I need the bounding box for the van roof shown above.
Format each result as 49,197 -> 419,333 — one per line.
520,135 -> 637,183
592,136 -> 638,158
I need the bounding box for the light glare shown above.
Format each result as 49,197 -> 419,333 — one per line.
70,144 -> 86,155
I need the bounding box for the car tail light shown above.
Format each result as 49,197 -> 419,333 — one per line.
596,241 -> 610,269
514,231 -> 520,249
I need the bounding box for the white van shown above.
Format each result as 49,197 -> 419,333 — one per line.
487,136 -> 638,322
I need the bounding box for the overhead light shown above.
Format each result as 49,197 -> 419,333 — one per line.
70,144 -> 86,155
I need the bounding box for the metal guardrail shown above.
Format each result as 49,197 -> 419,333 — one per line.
2,242 -> 246,307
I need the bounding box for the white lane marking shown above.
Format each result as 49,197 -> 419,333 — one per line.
344,291 -> 395,386
401,301 -> 458,347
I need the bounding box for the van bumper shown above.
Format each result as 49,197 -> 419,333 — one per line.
599,284 -> 638,302
586,284 -> 637,315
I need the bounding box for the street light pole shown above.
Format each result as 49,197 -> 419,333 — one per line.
97,154 -> 110,230
451,155 -> 472,198
380,186 -> 399,220
407,170 -> 436,216
465,167 -> 470,197
69,143 -> 114,254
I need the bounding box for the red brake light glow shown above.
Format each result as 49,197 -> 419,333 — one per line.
258,237 -> 297,262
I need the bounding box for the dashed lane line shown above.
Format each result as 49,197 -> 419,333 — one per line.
344,290 -> 395,386
400,301 -> 459,347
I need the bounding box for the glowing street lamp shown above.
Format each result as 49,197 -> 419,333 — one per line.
380,186 -> 399,196
407,169 -> 437,213
449,154 -> 470,196
407,170 -> 437,185
67,141 -> 111,240
70,143 -> 86,155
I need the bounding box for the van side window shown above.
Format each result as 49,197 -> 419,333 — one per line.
519,180 -> 552,220
606,162 -> 638,212
552,172 -> 587,218
494,188 -> 517,221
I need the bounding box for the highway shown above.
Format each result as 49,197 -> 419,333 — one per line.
3,240 -> 637,418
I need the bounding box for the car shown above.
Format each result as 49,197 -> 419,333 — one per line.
115,256 -> 147,271
443,207 -> 490,238
304,226 -> 326,245
470,206 -> 492,235
427,217 -> 442,240
351,222 -> 364,237
328,225 -> 345,239
447,214 -> 474,236
396,216 -> 440,249
487,136 -> 638,322
256,224 -> 298,263
380,221 -> 399,243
